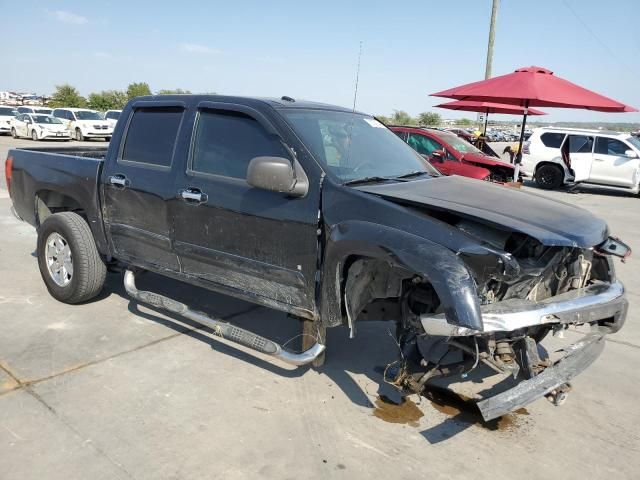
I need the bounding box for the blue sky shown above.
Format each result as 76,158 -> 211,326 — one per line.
3,0 -> 639,123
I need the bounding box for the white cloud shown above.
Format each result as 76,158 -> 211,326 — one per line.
180,43 -> 221,54
52,10 -> 88,25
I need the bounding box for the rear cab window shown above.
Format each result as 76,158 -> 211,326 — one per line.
120,107 -> 184,168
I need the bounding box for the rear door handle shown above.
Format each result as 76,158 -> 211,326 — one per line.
179,188 -> 208,204
108,174 -> 129,188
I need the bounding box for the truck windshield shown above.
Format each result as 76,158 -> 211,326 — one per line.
282,109 -> 439,183
75,110 -> 103,120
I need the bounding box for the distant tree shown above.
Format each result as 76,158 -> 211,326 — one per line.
456,118 -> 473,127
48,84 -> 87,108
417,112 -> 442,126
375,115 -> 392,125
126,82 -> 152,100
88,90 -> 128,111
391,110 -> 415,126
157,88 -> 192,95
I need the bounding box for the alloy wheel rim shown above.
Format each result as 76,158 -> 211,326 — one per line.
45,233 -> 73,287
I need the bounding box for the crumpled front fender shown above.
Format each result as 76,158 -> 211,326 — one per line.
319,221 -> 483,330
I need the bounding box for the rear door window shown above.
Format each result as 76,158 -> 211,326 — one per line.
190,109 -> 288,179
121,107 -> 184,167
540,132 -> 566,148
595,137 -> 629,156
566,135 -> 594,153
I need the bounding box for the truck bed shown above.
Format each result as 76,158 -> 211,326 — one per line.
8,145 -> 109,253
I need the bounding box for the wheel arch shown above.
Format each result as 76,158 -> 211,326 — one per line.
35,189 -> 86,226
319,221 -> 483,332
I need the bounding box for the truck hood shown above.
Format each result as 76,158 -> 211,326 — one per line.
356,175 -> 608,248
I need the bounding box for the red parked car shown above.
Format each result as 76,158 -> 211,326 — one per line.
390,126 -> 517,183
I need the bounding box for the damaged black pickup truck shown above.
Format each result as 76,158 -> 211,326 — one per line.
5,95 -> 631,420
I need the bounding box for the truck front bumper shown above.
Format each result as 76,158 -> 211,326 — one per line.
419,281 -> 627,420
476,327 -> 609,420
420,281 -> 627,336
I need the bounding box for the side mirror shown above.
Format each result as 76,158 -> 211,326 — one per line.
431,150 -> 445,161
247,156 -> 308,197
624,149 -> 638,159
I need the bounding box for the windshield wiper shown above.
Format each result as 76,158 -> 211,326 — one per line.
343,176 -> 394,186
394,170 -> 430,180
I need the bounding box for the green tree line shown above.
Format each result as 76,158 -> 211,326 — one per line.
375,110 -> 475,128
47,83 -> 198,110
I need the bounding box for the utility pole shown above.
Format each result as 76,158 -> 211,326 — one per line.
479,0 -> 500,126
485,0 -> 500,80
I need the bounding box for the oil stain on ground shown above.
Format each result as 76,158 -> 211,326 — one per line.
424,386 -> 530,432
372,395 -> 424,427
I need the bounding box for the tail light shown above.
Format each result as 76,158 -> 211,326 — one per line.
522,141 -> 530,154
4,155 -> 12,196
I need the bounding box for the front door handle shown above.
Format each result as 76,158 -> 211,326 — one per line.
179,188 -> 208,204
108,174 -> 129,188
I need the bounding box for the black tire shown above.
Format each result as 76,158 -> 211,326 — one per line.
75,128 -> 84,142
10,127 -> 17,139
535,164 -> 564,190
31,129 -> 39,141
37,212 -> 106,304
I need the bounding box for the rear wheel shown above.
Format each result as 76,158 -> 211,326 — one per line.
31,129 -> 39,141
37,212 -> 106,304
75,128 -> 84,142
535,164 -> 564,190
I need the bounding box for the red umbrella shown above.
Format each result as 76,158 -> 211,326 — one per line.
431,66 -> 637,112
435,100 -> 546,135
431,66 -> 637,180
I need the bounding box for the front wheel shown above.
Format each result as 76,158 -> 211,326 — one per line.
11,127 -> 17,138
37,212 -> 107,304
535,164 -> 564,190
75,128 -> 84,142
31,129 -> 39,141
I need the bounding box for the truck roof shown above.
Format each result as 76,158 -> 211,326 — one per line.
130,94 -> 365,114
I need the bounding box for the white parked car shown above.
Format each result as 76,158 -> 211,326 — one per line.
16,106 -> 53,115
10,113 -> 72,141
0,105 -> 17,134
104,109 -> 122,128
521,127 -> 640,194
51,108 -> 114,141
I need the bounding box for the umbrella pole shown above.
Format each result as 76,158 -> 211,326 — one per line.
483,110 -> 489,136
513,101 -> 529,181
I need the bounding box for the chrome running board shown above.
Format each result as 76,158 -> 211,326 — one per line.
124,269 -> 325,366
